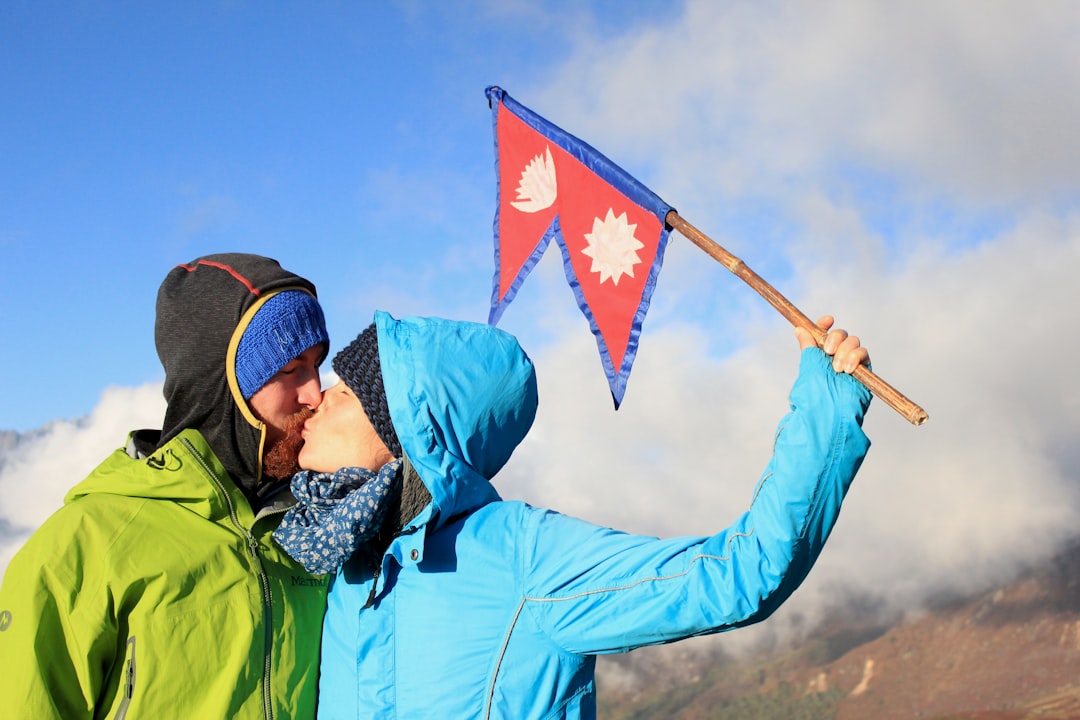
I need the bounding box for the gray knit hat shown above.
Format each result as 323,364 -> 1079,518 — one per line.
332,324 -> 403,458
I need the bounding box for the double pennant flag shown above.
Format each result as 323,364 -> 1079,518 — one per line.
486,86 -> 673,409
485,86 -> 929,425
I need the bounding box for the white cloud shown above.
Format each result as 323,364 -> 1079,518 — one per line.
0,384 -> 165,575
788,207 -> 1080,609
537,0 -> 1080,212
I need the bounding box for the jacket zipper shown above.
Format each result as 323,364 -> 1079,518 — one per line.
182,438 -> 275,720
364,563 -> 381,609
113,636 -> 136,720
249,532 -> 276,719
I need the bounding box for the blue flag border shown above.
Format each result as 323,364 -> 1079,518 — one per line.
486,85 -> 674,408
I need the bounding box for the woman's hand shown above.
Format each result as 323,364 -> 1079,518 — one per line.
794,315 -> 870,374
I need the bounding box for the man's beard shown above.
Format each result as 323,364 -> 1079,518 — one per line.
262,408 -> 314,481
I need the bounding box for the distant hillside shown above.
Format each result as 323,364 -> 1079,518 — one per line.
0,430 -> 18,473
597,539 -> 1080,720
0,429 -> 17,453
0,426 -> 54,473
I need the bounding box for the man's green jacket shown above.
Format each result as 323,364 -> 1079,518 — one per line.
0,429 -> 327,719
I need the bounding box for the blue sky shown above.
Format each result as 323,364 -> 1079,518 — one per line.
4,0 -> 1080,656
1,1 -> 670,431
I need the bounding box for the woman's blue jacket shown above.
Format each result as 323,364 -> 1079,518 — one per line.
318,311 -> 871,719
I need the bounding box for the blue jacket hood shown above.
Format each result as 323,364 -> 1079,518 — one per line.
373,311 -> 538,527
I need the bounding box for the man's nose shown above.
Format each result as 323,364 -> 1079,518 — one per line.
299,375 -> 323,409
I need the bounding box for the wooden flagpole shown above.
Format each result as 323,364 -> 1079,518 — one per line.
665,210 -> 928,426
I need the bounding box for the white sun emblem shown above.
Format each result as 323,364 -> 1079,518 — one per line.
511,146 -> 557,213
580,209 -> 644,286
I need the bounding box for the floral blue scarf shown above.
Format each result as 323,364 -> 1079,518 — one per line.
273,459 -> 401,575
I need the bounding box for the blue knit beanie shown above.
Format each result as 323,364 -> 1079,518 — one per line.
235,290 -> 329,399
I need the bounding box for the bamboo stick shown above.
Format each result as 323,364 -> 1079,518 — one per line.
665,210 -> 928,426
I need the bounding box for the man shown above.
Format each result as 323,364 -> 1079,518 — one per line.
0,253 -> 330,719
275,310 -> 872,719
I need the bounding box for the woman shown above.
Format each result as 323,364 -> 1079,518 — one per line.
275,310 -> 872,719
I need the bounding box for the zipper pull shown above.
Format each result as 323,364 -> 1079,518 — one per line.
364,564 -> 380,609
113,637 -> 136,720
124,636 -> 136,697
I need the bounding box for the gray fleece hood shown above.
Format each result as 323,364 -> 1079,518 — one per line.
154,253 -> 325,499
